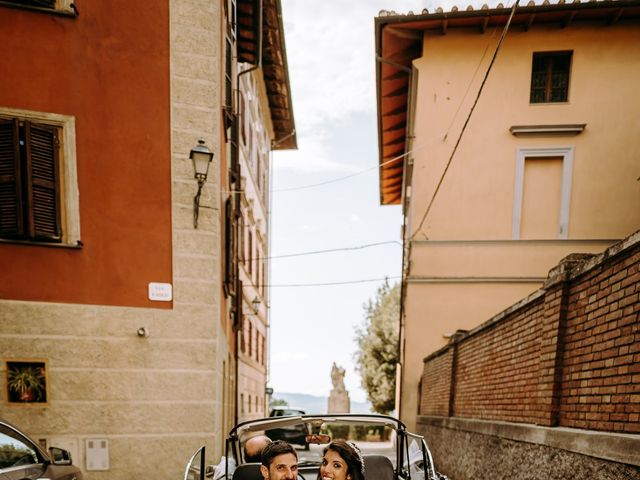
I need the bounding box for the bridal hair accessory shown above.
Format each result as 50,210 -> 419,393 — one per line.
347,441 -> 365,475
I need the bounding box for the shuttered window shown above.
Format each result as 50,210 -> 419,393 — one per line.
0,118 -> 61,242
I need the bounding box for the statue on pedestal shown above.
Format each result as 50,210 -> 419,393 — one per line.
327,362 -> 350,413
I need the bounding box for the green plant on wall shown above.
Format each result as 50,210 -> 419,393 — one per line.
7,362 -> 47,403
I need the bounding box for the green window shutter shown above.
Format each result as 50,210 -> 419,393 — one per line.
0,119 -> 24,237
25,121 -> 61,241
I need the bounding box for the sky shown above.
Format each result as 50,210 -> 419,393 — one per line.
268,0 -> 445,405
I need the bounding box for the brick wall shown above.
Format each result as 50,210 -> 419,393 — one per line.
420,231 -> 640,434
420,348 -> 454,416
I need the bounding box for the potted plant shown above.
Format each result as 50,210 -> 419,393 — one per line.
7,364 -> 46,403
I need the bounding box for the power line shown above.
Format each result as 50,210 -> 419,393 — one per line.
266,240 -> 401,260
410,0 -> 521,241
257,275 -> 401,288
271,140 -> 433,193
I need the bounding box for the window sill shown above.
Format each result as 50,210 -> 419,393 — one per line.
0,238 -> 83,249
528,101 -> 570,106
510,124 -> 586,136
0,1 -> 77,17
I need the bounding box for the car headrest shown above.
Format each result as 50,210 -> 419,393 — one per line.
362,455 -> 394,480
232,463 -> 262,480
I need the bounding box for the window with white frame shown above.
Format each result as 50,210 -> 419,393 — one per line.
0,108 -> 80,245
512,147 -> 574,240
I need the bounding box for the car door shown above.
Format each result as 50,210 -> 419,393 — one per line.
0,424 -> 47,480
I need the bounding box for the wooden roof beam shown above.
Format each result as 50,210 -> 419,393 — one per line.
481,16 -> 490,33
524,13 -> 536,31
609,7 -> 624,25
563,10 -> 576,28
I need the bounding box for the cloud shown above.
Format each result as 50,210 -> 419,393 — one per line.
282,0 -> 445,134
272,132 -> 360,174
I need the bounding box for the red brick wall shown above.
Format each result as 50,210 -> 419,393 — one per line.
420,232 -> 640,434
420,348 -> 453,416
559,248 -> 640,432
453,300 -> 544,423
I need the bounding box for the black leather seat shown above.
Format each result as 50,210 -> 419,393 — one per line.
362,455 -> 395,480
232,463 -> 262,480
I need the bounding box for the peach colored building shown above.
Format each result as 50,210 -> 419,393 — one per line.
375,0 -> 640,430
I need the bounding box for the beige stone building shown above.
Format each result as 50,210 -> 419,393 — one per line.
375,0 -> 640,430
0,0 -> 294,478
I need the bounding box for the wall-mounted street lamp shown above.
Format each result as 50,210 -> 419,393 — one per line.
190,139 -> 214,229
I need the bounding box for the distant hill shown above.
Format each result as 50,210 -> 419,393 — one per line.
272,391 -> 372,414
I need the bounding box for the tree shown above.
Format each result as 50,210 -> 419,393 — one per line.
269,397 -> 288,408
354,280 -> 400,414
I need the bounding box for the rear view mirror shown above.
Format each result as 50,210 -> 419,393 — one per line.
305,434 -> 331,444
184,446 -> 206,480
49,447 -> 72,466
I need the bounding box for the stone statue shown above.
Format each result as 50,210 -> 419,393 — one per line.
331,362 -> 346,391
327,362 -> 350,413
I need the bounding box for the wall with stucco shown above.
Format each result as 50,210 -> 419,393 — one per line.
0,1 -> 172,308
236,68 -> 274,422
400,19 -> 640,430
0,1 -> 228,479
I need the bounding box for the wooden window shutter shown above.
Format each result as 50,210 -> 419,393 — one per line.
0,119 -> 24,237
234,279 -> 243,330
224,197 -> 233,295
24,122 -> 61,241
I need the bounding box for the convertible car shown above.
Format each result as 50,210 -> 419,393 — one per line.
183,413 -> 447,480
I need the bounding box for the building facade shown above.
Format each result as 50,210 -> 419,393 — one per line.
375,0 -> 640,429
234,0 -> 296,422
0,0 -> 294,478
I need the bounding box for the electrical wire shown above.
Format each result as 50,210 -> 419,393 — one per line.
409,0 -> 521,241
266,240 -> 401,260
270,139 -> 433,193
256,275 -> 401,288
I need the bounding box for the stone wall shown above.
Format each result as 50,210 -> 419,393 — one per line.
418,416 -> 640,480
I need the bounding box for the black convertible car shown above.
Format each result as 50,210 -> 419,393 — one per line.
184,413 -> 447,480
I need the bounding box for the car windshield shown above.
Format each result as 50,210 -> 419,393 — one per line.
238,418 -> 397,466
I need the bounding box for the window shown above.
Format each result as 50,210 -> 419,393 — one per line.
247,230 -> 253,274
0,426 -> 39,468
530,51 -> 572,103
0,110 -> 79,245
0,0 -> 77,16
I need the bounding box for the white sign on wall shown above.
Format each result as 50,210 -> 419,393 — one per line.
86,438 -> 109,471
148,282 -> 173,301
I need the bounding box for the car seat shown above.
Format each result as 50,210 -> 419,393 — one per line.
232,463 -> 262,480
362,455 -> 395,480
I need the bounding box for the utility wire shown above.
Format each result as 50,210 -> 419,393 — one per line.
410,0 -> 521,241
257,275 -> 401,288
271,140 -> 433,193
266,240 -> 401,260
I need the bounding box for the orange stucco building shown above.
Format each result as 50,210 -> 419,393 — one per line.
0,1 -> 172,307
375,0 -> 640,430
0,1 -> 295,479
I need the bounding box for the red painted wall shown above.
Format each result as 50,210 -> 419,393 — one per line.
0,2 -> 172,308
